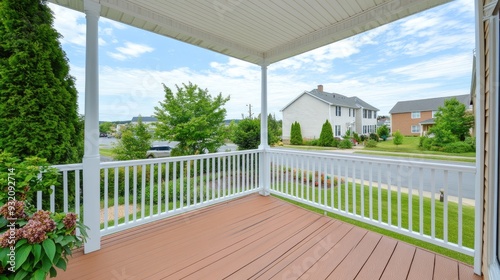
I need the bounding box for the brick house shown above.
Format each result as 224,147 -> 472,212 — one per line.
389,94 -> 471,136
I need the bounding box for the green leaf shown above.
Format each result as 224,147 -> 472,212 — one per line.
0,247 -> 9,267
13,270 -> 28,280
15,239 -> 27,248
33,269 -> 47,280
14,244 -> 31,270
0,216 -> 7,228
33,243 -> 42,265
55,257 -> 67,271
49,267 -> 58,277
42,239 -> 56,262
41,255 -> 52,272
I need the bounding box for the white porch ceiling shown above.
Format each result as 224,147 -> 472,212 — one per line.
50,0 -> 452,65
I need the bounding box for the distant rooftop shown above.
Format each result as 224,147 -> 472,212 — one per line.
389,94 -> 471,114
131,116 -> 158,122
282,85 -> 379,111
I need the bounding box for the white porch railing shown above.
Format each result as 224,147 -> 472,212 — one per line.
46,151 -> 260,235
268,149 -> 476,256
45,149 -> 476,259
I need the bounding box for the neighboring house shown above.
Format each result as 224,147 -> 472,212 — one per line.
389,94 -> 471,136
281,85 -> 379,141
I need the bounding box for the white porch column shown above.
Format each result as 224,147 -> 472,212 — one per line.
259,62 -> 270,196
83,0 -> 101,254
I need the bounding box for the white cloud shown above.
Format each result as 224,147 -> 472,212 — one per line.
389,53 -> 472,81
108,42 -> 154,60
49,3 -> 86,46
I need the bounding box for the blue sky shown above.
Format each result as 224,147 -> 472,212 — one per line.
48,0 -> 475,121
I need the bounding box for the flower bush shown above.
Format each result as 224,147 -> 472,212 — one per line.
0,152 -> 87,279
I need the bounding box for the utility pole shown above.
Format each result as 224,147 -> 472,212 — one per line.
246,104 -> 253,119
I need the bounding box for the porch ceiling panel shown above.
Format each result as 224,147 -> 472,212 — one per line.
50,0 -> 452,65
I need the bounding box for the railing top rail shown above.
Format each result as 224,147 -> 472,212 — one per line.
51,163 -> 84,171
268,148 -> 476,173
99,149 -> 261,168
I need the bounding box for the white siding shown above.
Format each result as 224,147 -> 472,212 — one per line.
282,94 -> 330,140
330,106 -> 356,135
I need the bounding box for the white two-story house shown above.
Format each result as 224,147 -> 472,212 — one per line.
281,85 -> 379,142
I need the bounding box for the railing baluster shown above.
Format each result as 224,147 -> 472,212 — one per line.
377,164 -> 382,224
173,162 -> 177,211
431,169 -> 436,239
458,172 -> 463,247
386,164 -> 392,226
419,167 -> 424,236
180,160 -> 184,209
397,165 -> 401,229
141,164 -> 146,219
443,170 -> 449,243
369,162 -> 373,220
149,163 -> 154,216
352,160 -> 356,215
194,159 -> 198,204
133,165 -> 137,221
63,171 -> 68,213
124,166 -> 129,224
360,161 -> 364,218
114,167 -> 119,227
408,165 -> 413,233
165,162 -> 170,211
104,168 -> 109,230
158,163 -> 163,214
187,161 -> 191,208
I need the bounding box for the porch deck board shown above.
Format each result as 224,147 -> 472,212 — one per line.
55,194 -> 480,280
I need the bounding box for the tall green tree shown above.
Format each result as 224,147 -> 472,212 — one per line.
154,82 -> 230,155
290,121 -> 303,145
430,98 -> 474,142
0,0 -> 83,164
318,120 -> 334,147
112,117 -> 152,160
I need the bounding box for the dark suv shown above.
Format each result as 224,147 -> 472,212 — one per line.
146,146 -> 172,158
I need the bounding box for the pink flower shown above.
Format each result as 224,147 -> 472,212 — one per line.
30,210 -> 56,232
0,200 -> 27,220
0,228 -> 22,248
63,213 -> 77,230
21,220 -> 47,244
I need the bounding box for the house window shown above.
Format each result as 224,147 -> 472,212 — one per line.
432,110 -> 437,118
349,108 -> 351,117
411,111 -> 421,119
374,112 -> 377,119
335,106 -> 341,116
334,125 -> 341,137
411,125 -> 420,133
368,110 -> 372,119
363,109 -> 367,118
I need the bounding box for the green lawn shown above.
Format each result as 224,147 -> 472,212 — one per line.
99,147 -> 115,158
365,137 -> 475,157
272,181 -> 475,265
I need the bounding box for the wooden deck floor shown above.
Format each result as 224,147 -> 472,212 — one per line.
55,194 -> 481,280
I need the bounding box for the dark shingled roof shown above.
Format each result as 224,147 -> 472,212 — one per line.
131,116 -> 158,122
389,94 -> 471,114
307,89 -> 379,111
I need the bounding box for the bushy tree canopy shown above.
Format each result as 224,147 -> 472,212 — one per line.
112,117 -> 152,160
377,125 -> 390,141
430,98 -> 473,142
154,83 -> 229,155
393,130 -> 404,146
232,118 -> 260,150
0,0 -> 83,164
